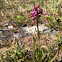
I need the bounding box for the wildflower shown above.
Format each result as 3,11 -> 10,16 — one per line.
30,3 -> 45,23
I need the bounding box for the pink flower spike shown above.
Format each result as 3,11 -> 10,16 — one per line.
30,5 -> 46,23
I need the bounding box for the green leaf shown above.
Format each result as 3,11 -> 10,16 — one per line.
41,15 -> 46,21
40,50 -> 44,61
53,0 -> 56,10
50,50 -> 58,62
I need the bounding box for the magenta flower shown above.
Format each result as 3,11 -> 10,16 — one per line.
30,5 -> 45,23
31,11 -> 37,17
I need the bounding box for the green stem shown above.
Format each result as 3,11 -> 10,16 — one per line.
37,14 -> 40,50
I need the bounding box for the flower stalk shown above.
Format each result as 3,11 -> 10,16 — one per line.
37,12 -> 40,49
30,3 -> 45,49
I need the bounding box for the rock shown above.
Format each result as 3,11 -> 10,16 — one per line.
0,31 -> 2,34
0,29 -> 12,46
22,24 -> 48,34
8,25 -> 13,29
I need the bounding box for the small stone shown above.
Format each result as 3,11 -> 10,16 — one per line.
0,31 -> 2,34
8,25 -> 13,29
